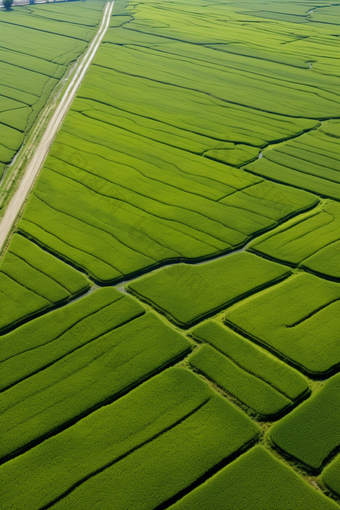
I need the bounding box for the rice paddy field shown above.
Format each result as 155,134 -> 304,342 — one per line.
0,0 -> 105,178
0,0 -> 340,508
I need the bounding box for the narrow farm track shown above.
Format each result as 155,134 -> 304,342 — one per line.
0,0 -> 114,252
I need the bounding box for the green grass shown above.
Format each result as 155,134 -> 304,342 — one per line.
249,200 -> 340,280
169,446 -> 339,510
189,344 -> 292,419
269,374 -> 340,471
128,252 -> 290,327
321,454 -> 340,497
0,234 -> 89,333
47,395 -> 260,510
191,320 -> 309,400
224,272 -> 340,376
0,312 -> 192,461
0,287 -> 144,391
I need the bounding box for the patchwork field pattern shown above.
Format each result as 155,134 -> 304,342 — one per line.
1,0 -> 340,508
0,234 -> 89,333
249,200 -> 340,280
0,0 -> 104,175
269,374 -> 340,472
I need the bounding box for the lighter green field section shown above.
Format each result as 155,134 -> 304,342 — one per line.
246,122 -> 340,200
189,344 -> 292,419
0,234 -> 89,333
0,368 -> 259,510
249,200 -> 340,280
0,287 -> 144,391
269,374 -> 340,471
49,395 -> 259,510
191,320 -> 309,400
321,454 -> 340,496
128,252 -> 290,327
0,0 -> 104,165
0,312 -> 192,461
169,446 -> 339,510
224,273 -> 340,376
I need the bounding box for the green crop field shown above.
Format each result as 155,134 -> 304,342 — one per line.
269,374 -> 340,471
0,0 -> 104,175
321,455 -> 340,497
128,252 -> 290,327
224,272 -> 340,376
1,0 -> 340,507
191,320 -> 309,401
249,200 -> 340,280
0,234 -> 89,333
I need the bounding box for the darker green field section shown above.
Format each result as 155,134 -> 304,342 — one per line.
0,234 -> 89,333
0,311 -> 192,462
249,200 -> 340,280
224,272 -> 340,376
0,368 -> 259,510
169,446 -> 339,510
0,0 -> 105,170
269,374 -> 340,472
321,454 -> 340,497
0,287 -> 144,390
128,252 -> 290,328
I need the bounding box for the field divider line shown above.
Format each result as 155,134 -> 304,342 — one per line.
0,1 -> 114,252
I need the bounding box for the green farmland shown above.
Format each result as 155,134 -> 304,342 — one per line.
0,0 -> 105,180
0,0 -> 340,508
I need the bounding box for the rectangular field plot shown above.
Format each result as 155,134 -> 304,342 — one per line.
249,200 -> 340,280
44,394 -> 259,510
169,446 -> 338,510
191,320 -> 309,401
0,312 -> 192,462
224,273 -> 340,376
0,234 -> 89,333
0,287 -> 144,391
0,368 -> 259,510
128,252 -> 290,328
321,454 -> 340,497
269,374 -> 340,471
189,345 -> 293,419
246,122 -> 340,200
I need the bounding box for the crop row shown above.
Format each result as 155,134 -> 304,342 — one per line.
190,320 -> 309,418
269,374 -> 340,471
169,446 -> 338,510
0,310 -> 193,462
0,286 -> 144,391
246,122 -> 340,200
249,200 -> 340,281
17,126 -> 317,282
0,234 -> 89,333
0,0 -> 105,170
224,272 -> 340,376
127,252 -> 290,328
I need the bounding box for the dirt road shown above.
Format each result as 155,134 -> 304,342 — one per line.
0,1 -> 114,251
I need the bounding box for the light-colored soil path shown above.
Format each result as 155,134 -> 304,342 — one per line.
0,0 -> 114,251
